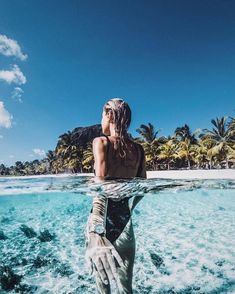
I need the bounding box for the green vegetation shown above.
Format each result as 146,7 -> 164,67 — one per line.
1,115 -> 235,176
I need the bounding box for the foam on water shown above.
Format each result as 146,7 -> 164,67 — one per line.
0,176 -> 234,293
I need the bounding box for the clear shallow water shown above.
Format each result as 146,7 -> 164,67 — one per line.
0,176 -> 235,293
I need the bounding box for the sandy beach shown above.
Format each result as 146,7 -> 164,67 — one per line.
146,169 -> 235,180
1,169 -> 235,180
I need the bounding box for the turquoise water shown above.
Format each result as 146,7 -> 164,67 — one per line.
0,176 -> 235,293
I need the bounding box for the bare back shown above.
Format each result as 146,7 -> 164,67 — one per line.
101,135 -> 142,179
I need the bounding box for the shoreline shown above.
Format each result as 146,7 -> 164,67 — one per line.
0,169 -> 235,180
146,169 -> 235,180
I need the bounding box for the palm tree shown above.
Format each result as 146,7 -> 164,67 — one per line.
136,123 -> 161,143
193,141 -> 208,169
31,160 -> 41,174
199,117 -> 235,169
0,164 -> 8,175
64,145 -> 83,173
82,142 -> 94,172
197,136 -> 217,169
228,116 -> 235,139
37,159 -> 48,174
175,138 -> 197,169
158,139 -> 178,170
55,131 -> 84,173
23,161 -> 35,175
227,147 -> 235,167
46,150 -> 56,173
14,161 -> 24,175
141,135 -> 168,170
47,154 -> 63,174
142,140 -> 159,170
174,124 -> 198,144
56,131 -> 74,157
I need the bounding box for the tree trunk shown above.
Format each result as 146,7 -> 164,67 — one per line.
187,158 -> 191,169
226,157 -> 229,169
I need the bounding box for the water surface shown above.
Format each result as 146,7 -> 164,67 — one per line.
0,176 -> 234,293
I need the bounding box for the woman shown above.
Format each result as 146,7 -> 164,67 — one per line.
85,98 -> 147,294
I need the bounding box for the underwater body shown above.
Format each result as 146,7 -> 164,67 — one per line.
0,175 -> 234,294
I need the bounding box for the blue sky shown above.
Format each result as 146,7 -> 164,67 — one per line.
0,0 -> 234,166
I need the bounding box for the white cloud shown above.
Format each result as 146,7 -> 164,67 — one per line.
11,87 -> 24,103
33,148 -> 46,157
0,134 -> 3,139
0,64 -> 26,85
0,101 -> 13,128
0,34 -> 27,61
9,155 -> 15,158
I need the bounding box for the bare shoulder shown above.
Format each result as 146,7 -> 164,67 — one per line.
92,136 -> 109,150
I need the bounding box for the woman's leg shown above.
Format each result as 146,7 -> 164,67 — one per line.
112,218 -> 135,294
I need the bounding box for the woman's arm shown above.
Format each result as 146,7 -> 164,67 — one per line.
92,137 -> 107,178
88,137 -> 108,238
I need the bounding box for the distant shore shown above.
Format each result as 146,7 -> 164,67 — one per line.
146,169 -> 235,179
1,169 -> 235,180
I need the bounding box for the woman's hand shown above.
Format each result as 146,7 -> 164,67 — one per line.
85,232 -> 124,287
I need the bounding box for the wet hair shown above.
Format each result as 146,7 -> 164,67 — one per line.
103,98 -> 132,159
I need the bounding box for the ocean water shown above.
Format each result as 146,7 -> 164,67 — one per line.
0,175 -> 234,294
